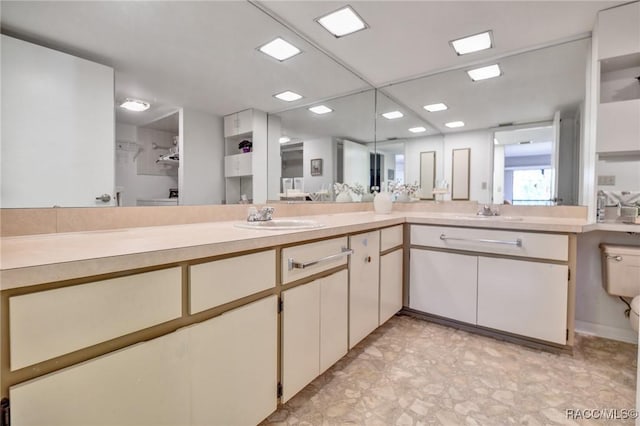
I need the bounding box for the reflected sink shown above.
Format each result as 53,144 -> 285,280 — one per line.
235,219 -> 325,230
453,215 -> 523,222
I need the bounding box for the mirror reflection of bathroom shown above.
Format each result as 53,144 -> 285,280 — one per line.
492,111 -> 580,206
116,111 -> 180,206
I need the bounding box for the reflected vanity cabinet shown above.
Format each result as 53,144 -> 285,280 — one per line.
595,1 -> 640,154
223,108 -> 268,203
408,225 -> 573,347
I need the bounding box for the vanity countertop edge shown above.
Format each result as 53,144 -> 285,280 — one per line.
0,210 -> 614,291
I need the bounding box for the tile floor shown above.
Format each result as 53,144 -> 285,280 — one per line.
263,315 -> 637,425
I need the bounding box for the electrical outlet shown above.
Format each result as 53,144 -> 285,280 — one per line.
597,175 -> 616,186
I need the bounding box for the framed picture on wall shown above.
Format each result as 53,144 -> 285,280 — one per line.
310,158 -> 323,176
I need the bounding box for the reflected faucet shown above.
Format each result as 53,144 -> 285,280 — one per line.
247,206 -> 275,222
477,204 -> 499,216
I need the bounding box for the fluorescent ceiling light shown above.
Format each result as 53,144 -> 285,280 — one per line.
274,91 -> 303,102
423,103 -> 448,112
279,136 -> 291,144
467,64 -> 501,81
445,121 -> 465,128
409,127 -> 426,133
382,111 -> 403,120
258,37 -> 301,61
120,98 -> 150,112
309,105 -> 333,115
450,31 -> 493,55
316,6 -> 368,37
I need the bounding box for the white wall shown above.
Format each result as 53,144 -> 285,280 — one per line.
179,108 -> 225,205
492,145 -> 505,204
302,137 -> 334,193
342,140 -> 369,190
1,35 -> 114,208
443,130 -> 492,204
576,231 -> 640,343
267,115 -> 282,201
115,123 -> 178,207
404,135 -> 445,192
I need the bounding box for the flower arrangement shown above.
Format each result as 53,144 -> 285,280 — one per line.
333,182 -> 351,195
350,183 -> 365,196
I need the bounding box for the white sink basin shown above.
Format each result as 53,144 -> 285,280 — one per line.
235,219 -> 325,230
453,215 -> 523,222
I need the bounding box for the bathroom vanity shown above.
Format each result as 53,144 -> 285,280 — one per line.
0,209 -> 589,425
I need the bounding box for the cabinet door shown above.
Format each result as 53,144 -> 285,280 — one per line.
597,2 -> 640,60
10,330 -> 190,426
597,100 -> 640,153
236,152 -> 253,176
477,257 -> 568,345
236,109 -> 254,135
224,113 -> 238,137
409,249 -> 477,324
380,249 -> 403,325
320,270 -> 348,373
190,296 -> 278,426
224,155 -> 237,177
349,231 -> 380,349
282,281 -> 320,402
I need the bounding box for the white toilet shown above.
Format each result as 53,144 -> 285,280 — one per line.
600,244 -> 640,331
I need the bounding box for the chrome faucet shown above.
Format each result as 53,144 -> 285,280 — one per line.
247,206 -> 275,222
477,204 -> 499,216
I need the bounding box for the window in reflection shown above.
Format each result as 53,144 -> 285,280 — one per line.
511,169 -> 553,205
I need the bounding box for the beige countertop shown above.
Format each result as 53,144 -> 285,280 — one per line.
0,210 -> 611,291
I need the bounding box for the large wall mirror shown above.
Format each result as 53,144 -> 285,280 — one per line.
1,2 -> 589,208
380,37 -> 589,205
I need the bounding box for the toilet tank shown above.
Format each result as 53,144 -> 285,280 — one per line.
600,244 -> 640,297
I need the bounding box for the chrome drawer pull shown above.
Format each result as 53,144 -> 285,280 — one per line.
288,247 -> 354,270
439,233 -> 522,247
606,255 -> 622,261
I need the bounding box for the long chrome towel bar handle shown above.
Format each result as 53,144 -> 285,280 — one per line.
288,247 -> 354,271
439,234 -> 522,247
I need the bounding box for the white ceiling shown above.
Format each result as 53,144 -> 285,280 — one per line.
0,1 -> 622,132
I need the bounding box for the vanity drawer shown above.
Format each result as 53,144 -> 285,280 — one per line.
9,267 -> 182,370
380,225 -> 403,252
282,237 -> 349,284
411,225 -> 568,261
190,249 -> 276,314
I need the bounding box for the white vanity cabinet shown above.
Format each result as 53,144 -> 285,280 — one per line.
477,258 -> 568,345
409,250 -> 478,324
349,230 -> 381,349
379,225 -> 404,325
10,328 -> 191,426
281,270 -> 348,402
189,296 -> 278,426
409,225 -> 571,346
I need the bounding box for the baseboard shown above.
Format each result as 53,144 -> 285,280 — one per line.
575,320 -> 638,344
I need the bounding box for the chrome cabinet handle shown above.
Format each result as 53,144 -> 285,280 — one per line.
439,233 -> 522,247
95,194 -> 111,203
606,255 -> 622,261
288,247 -> 353,271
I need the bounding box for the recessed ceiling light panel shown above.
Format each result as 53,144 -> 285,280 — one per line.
450,30 -> 493,55
309,105 -> 333,115
279,136 -> 291,144
409,127 -> 426,133
382,111 -> 403,120
316,6 -> 368,37
274,91 -> 303,102
445,121 -> 465,128
258,37 -> 301,61
423,103 -> 448,112
120,98 -> 150,112
467,64 -> 501,81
